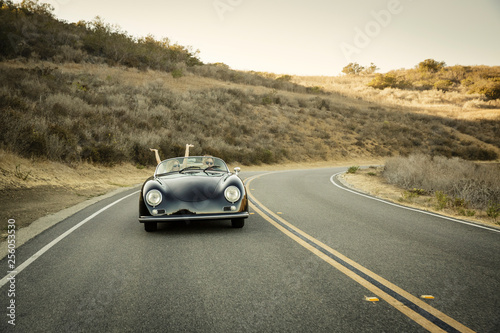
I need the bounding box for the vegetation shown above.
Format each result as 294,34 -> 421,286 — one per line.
367,73 -> 410,90
0,0 -> 201,70
347,166 -> 360,174
383,154 -> 500,217
342,62 -> 377,75
0,1 -> 499,168
367,59 -> 500,101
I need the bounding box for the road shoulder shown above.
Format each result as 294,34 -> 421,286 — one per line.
340,167 -> 500,230
0,185 -> 139,260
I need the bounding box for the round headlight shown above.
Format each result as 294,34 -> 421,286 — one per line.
224,186 -> 241,203
146,190 -> 162,207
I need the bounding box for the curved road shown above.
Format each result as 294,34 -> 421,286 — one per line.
1,167 -> 499,332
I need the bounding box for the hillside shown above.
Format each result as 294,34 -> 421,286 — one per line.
2,59 -> 499,166
294,59 -> 500,120
1,1 -> 499,168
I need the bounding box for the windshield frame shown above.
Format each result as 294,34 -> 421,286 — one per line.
154,156 -> 229,177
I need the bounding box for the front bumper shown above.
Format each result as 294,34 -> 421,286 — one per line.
139,212 -> 249,223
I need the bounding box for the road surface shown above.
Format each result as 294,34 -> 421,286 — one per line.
1,167 -> 499,332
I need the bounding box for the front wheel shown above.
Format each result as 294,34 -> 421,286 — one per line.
144,222 -> 157,232
231,219 -> 245,228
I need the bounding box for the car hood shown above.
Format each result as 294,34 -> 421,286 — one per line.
160,174 -> 227,202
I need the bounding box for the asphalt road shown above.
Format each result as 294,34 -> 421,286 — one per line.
1,167 -> 499,332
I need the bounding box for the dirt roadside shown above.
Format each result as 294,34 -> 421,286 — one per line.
0,150 -> 153,240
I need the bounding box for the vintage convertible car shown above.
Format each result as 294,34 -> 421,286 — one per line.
139,156 -> 249,232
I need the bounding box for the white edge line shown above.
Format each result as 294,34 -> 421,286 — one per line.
330,172 -> 500,234
0,191 -> 139,288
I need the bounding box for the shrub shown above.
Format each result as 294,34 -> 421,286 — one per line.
433,80 -> 454,91
417,59 -> 446,73
171,68 -> 183,78
384,154 -> 500,211
276,75 -> 292,82
342,63 -> 365,75
454,146 -> 498,161
81,143 -> 126,166
367,73 -> 409,90
347,166 -> 360,174
435,191 -> 449,210
254,147 -> 274,164
400,190 -> 419,202
486,202 -> 500,221
306,86 -> 323,94
467,79 -> 500,100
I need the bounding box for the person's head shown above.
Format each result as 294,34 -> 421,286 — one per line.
172,160 -> 181,170
202,155 -> 214,167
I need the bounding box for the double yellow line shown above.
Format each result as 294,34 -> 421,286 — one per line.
246,173 -> 474,333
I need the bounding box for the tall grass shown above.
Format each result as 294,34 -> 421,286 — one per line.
383,154 -> 500,210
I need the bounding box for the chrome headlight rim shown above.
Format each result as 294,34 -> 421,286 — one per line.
224,186 -> 241,203
145,189 -> 162,207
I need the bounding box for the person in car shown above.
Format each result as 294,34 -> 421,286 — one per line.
202,155 -> 215,168
150,144 -> 194,165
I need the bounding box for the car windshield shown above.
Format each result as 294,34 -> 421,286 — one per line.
155,156 -> 229,176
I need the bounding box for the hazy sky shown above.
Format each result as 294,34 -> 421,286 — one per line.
17,0 -> 500,75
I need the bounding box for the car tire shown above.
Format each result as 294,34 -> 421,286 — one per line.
144,222 -> 157,232
231,219 -> 245,228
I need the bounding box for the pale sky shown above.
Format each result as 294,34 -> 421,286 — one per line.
17,0 -> 500,76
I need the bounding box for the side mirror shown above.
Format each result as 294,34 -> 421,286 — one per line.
234,167 -> 241,175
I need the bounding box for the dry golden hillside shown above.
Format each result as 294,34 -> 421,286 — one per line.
2,60 -> 499,169
293,74 -> 500,120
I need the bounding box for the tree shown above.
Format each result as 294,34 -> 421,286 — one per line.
367,73 -> 410,90
19,0 -> 54,17
364,62 -> 378,74
417,59 -> 446,73
342,62 -> 364,75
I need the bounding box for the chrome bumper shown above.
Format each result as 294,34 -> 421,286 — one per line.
139,212 -> 249,223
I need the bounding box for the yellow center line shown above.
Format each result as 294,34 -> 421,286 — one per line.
245,173 -> 475,333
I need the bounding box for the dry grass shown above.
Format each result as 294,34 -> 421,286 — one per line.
2,60 -> 499,170
0,149 -> 151,190
343,165 -> 500,227
383,154 -> 500,210
293,75 -> 500,120
0,148 -> 153,236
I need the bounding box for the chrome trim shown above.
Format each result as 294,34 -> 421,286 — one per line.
139,212 -> 249,223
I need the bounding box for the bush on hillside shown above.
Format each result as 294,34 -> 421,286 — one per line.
433,79 -> 454,91
467,79 -> 500,100
342,62 -> 377,75
363,59 -> 500,100
0,0 -> 201,71
383,154 -> 500,210
367,73 -> 410,90
417,59 -> 446,73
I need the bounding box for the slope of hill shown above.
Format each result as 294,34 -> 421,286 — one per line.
294,68 -> 500,121
2,59 -> 499,167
